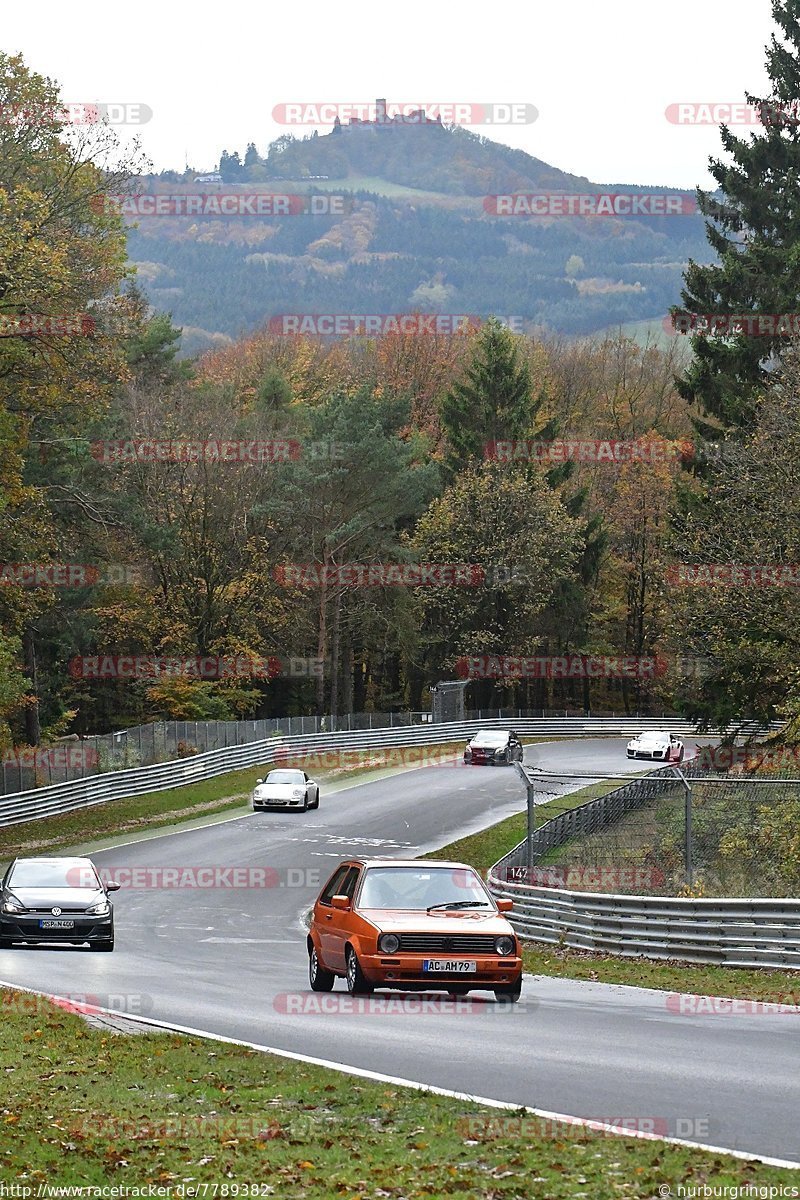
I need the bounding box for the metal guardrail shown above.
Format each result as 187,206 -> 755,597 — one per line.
487,761 -> 800,969
1,705 -> 689,795
0,716 -> 766,830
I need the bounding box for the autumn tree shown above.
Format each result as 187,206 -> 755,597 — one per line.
0,52 -> 140,745
411,463 -> 580,700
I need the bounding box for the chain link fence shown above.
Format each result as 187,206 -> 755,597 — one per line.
0,705 -> 682,796
495,752 -> 800,899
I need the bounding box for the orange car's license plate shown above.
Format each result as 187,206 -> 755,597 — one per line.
423,960 -> 477,973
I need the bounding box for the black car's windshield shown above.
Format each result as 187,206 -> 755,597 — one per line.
359,866 -> 493,911
7,860 -> 98,889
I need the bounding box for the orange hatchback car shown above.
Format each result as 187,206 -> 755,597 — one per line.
307,858 -> 523,1002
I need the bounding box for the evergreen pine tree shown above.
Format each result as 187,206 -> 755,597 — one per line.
675,0 -> 800,434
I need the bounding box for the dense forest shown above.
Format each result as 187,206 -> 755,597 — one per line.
3,22 -> 800,749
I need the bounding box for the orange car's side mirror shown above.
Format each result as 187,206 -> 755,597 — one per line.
331,894 -> 351,910
496,898 -> 513,912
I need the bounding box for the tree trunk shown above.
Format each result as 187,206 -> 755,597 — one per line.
316,566 -> 328,713
22,628 -> 41,746
329,591 -> 342,729
341,627 -> 354,717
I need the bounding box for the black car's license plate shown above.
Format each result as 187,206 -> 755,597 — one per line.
39,919 -> 75,929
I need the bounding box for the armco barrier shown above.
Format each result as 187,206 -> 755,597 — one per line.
487,878 -> 800,970
487,760 -> 800,969
0,715 -> 768,829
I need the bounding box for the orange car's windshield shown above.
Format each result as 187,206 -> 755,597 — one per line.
358,867 -> 493,911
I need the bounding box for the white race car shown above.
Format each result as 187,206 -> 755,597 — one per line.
626,730 -> 684,762
252,768 -> 320,811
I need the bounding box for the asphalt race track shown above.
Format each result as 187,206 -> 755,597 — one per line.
2,737 -> 798,1163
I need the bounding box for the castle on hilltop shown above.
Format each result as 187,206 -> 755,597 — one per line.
333,98 -> 444,133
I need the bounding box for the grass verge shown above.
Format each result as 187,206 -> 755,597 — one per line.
0,990 -> 795,1191
427,782 -> 800,1000
423,780 -> 622,875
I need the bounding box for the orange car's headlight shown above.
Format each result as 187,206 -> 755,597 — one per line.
495,936 -> 516,956
378,933 -> 401,953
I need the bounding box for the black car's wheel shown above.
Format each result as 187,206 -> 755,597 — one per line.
0,938 -> 12,949
494,979 -> 522,1003
345,946 -> 374,996
92,939 -> 114,952
309,945 -> 335,992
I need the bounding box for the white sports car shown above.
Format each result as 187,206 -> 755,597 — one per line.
252,768 -> 320,811
626,730 -> 684,762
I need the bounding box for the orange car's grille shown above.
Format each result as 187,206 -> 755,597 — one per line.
396,934 -> 499,953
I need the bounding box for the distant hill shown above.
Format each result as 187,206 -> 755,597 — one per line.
128,122 -> 709,354
258,122 -> 594,196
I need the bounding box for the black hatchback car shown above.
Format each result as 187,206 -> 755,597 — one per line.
463,729 -> 524,766
0,856 -> 119,951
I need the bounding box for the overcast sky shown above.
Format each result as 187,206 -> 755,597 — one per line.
3,0 -> 776,189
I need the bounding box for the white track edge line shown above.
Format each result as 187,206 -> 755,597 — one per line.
0,979 -> 797,1171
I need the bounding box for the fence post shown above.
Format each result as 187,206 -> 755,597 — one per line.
513,762 -> 536,877
673,767 -> 693,887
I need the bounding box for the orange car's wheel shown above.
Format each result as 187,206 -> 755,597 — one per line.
494,979 -> 522,1004
309,945 -> 335,992
345,946 -> 374,996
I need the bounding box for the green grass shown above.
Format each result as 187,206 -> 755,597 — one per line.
424,779 -> 622,875
0,990 -> 796,1191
